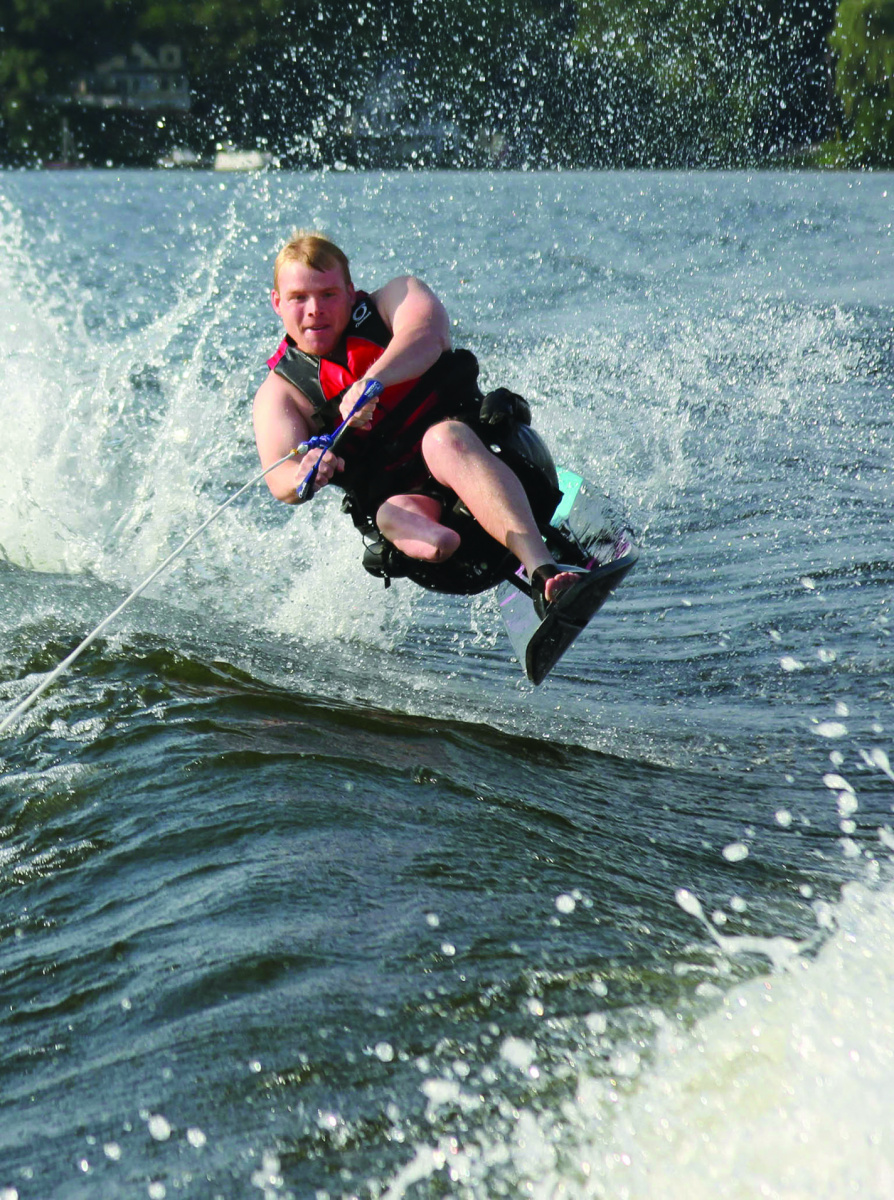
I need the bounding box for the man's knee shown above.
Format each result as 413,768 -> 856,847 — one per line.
422,419 -> 483,466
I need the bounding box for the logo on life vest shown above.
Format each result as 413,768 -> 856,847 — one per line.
352,301 -> 371,326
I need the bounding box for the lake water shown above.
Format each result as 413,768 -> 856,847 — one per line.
1,167 -> 893,1198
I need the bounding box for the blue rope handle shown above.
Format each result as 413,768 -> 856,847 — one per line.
295,378 -> 384,503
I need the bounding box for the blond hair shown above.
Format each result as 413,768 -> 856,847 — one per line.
273,231 -> 352,292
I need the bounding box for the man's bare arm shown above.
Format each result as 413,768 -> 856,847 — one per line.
252,372 -> 343,503
371,275 -> 451,380
338,276 -> 451,424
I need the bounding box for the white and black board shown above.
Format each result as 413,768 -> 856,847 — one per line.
497,469 -> 638,685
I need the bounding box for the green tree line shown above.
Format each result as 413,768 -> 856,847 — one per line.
828,0 -> 894,162
1,0 -> 891,167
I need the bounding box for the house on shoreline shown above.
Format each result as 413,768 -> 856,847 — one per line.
72,43 -> 190,112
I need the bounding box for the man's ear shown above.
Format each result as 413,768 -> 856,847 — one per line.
271,289 -> 281,316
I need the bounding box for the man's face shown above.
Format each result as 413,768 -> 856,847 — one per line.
272,261 -> 356,357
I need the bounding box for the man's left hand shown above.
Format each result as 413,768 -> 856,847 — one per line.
340,378 -> 382,429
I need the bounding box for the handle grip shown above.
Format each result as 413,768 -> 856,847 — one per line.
295,378 -> 384,503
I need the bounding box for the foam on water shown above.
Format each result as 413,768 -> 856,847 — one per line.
568,882 -> 894,1200
0,195 -> 87,571
0,183 -> 401,657
378,739 -> 894,1200
380,880 -> 894,1199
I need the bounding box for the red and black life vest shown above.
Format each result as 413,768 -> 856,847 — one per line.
267,292 -> 415,432
266,291 -> 481,521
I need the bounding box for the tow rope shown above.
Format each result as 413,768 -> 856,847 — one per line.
0,380 -> 383,735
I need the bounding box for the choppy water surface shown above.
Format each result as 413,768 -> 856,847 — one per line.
1,168 -> 893,1198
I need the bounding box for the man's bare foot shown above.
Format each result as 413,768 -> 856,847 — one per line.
544,570 -> 581,604
530,564 -> 586,619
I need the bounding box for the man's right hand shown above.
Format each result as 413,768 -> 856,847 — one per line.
297,446 -> 344,494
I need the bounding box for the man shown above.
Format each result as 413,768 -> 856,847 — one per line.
252,231 -> 578,613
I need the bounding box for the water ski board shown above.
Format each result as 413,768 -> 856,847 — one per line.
496,469 -> 638,685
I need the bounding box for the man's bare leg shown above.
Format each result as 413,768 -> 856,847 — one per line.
376,494 -> 461,562
420,420 -> 579,604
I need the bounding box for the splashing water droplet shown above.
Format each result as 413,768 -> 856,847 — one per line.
249,1151 -> 283,1193
878,828 -> 894,852
861,747 -> 894,782
837,792 -> 859,819
585,1011 -> 607,1034
147,1114 -> 171,1142
823,773 -> 854,793
815,721 -> 848,739
675,888 -> 703,918
500,1036 -> 536,1071
780,656 -> 805,672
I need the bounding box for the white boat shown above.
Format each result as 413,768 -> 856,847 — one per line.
213,146 -> 272,171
